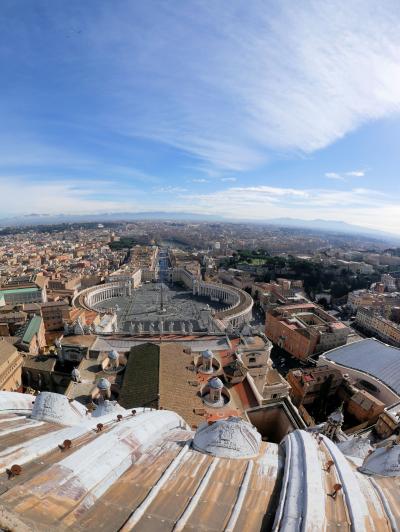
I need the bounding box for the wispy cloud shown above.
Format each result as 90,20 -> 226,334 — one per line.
153,186 -> 188,193
346,170 -> 365,177
0,1 -> 399,230
325,172 -> 345,181
0,176 -> 142,215
83,1 -> 400,170
325,169 -> 365,181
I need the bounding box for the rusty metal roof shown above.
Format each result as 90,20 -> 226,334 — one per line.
0,391 -> 398,532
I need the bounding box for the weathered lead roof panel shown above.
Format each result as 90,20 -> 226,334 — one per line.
323,338 -> 400,395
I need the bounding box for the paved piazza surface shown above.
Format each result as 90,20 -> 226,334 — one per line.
93,282 -> 226,333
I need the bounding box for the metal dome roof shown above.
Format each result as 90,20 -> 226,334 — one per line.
97,378 -> 111,390
209,377 -> 223,389
202,349 -> 213,359
108,349 -> 119,360
193,416 -> 261,458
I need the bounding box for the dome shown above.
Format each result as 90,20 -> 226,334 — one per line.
360,443 -> 400,477
108,349 -> 119,361
92,400 -> 126,418
71,368 -> 80,377
209,377 -> 223,389
193,417 -> 261,458
202,349 -> 213,359
97,378 -> 111,390
337,436 -> 373,460
30,391 -> 86,426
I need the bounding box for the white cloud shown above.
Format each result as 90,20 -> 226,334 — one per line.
346,170 -> 365,177
153,186 -> 188,193
325,172 -> 345,180
86,1 -> 400,170
0,176 -> 139,215
2,174 -> 399,234
191,178 -> 209,183
179,184 -> 400,233
325,169 -> 366,181
221,177 -> 237,182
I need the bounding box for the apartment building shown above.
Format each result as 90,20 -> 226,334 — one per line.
355,306 -> 400,347
287,365 -> 343,407
266,303 -> 349,360
0,283 -> 46,305
0,340 -> 23,391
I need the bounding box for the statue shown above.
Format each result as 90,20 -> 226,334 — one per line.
55,339 -> 63,362
169,321 -> 174,333
71,368 -> 81,382
188,321 -> 193,334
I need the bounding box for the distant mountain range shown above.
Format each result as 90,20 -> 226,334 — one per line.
265,218 -> 399,241
0,211 -> 398,243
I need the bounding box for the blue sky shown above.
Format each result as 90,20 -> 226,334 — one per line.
1,1 -> 400,233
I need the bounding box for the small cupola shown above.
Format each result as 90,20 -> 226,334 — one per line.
202,377 -> 227,408
108,349 -> 119,369
96,377 -> 111,400
199,349 -> 214,373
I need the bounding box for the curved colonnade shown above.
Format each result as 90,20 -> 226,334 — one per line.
73,268 -> 253,331
192,279 -> 253,328
72,280 -> 130,313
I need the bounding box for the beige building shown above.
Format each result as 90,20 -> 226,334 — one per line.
376,402 -> 400,439
347,289 -> 400,314
0,341 -> 22,391
355,306 -> 400,347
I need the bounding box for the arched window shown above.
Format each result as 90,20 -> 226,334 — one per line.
359,379 -> 379,393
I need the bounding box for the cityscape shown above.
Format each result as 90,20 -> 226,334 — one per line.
1,220 -> 400,529
1,1 -> 400,531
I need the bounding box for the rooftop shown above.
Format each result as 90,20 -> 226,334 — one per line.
119,342 -> 256,427
20,315 -> 42,345
322,338 -> 400,396
0,286 -> 40,295
0,340 -> 18,365
0,390 -> 398,531
23,354 -> 57,372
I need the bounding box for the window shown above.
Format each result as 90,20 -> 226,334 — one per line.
359,379 -> 379,393
248,356 -> 256,364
